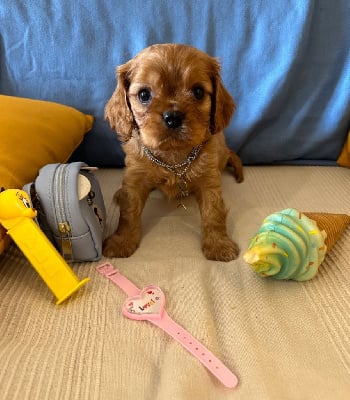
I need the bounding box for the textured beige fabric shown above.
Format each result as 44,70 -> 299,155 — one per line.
0,166 -> 349,400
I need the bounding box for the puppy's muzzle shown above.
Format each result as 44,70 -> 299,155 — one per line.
162,111 -> 184,129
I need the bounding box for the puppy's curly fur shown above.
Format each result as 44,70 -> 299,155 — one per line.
103,44 -> 243,261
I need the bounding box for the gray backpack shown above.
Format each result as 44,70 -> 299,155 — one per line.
23,162 -> 106,262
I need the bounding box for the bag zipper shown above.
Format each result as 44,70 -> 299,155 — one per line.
53,164 -> 73,261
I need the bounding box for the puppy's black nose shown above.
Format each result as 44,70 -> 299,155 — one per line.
162,111 -> 184,129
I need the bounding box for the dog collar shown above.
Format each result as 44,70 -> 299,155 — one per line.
141,144 -> 202,198
97,263 -> 238,388
141,144 -> 202,173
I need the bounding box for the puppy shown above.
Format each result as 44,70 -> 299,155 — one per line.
103,44 -> 243,261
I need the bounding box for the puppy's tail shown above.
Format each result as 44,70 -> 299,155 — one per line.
227,150 -> 244,183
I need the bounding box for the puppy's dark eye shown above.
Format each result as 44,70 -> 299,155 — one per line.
138,89 -> 152,104
192,86 -> 205,100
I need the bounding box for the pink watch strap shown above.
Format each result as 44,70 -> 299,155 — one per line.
97,263 -> 238,388
151,312 -> 238,388
97,262 -> 140,296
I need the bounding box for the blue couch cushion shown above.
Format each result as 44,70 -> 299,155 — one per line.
1,0 -> 349,165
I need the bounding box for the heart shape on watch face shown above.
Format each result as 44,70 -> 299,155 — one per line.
122,285 -> 166,320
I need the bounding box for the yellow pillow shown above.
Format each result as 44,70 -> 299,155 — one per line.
337,131 -> 350,168
0,95 -> 94,254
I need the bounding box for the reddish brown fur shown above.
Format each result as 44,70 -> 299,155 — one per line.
104,44 -> 243,261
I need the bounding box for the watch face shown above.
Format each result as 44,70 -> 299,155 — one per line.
123,285 -> 165,320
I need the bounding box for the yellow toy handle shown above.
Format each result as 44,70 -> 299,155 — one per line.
0,189 -> 89,304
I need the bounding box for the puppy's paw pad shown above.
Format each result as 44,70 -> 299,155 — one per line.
103,235 -> 139,258
203,237 -> 239,262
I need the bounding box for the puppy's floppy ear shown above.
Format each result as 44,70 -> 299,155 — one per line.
105,61 -> 135,142
210,59 -> 235,134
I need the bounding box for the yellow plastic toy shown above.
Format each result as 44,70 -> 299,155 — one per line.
0,189 -> 90,304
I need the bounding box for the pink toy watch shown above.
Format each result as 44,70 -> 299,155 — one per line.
97,263 -> 238,388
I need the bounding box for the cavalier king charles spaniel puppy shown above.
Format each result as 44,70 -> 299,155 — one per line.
103,43 -> 243,261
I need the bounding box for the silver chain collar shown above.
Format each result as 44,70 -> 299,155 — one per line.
141,143 -> 203,198
141,144 -> 202,177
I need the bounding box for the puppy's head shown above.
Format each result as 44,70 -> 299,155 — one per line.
105,44 -> 235,151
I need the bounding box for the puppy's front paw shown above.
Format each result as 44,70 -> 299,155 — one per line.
202,235 -> 239,262
103,233 -> 139,258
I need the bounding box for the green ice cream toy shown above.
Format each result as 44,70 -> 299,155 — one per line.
243,208 -> 350,281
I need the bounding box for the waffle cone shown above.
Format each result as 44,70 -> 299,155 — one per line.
303,212 -> 350,251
